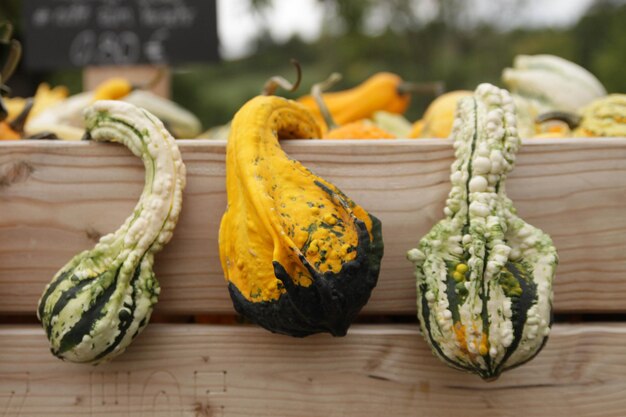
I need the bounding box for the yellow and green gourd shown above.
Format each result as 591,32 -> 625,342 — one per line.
574,94 -> 626,137
37,100 -> 186,364
219,95 -> 384,337
407,84 -> 558,380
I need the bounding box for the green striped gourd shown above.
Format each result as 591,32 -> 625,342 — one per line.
37,100 -> 186,364
407,83 -> 557,380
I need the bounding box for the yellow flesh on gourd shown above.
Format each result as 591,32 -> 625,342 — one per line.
220,96 -> 374,302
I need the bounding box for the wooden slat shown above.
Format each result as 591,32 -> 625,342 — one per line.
1,139 -> 626,314
1,323 -> 625,416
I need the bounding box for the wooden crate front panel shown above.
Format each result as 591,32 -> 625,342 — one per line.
1,139 -> 625,314
0,323 -> 624,417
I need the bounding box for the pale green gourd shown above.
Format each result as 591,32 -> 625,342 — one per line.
502,54 -> 606,137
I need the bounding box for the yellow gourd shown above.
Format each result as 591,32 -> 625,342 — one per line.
534,95 -> 626,138
92,78 -> 134,101
311,73 -> 396,140
4,83 -> 69,123
410,91 -> 473,138
219,95 -> 384,337
574,94 -> 626,137
298,72 -> 411,133
0,121 -> 20,140
323,120 -> 396,140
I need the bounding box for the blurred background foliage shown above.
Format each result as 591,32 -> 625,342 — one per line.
1,0 -> 626,130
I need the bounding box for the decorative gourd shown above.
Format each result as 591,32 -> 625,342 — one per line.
532,119 -> 571,139
297,72 -> 411,133
409,90 -> 472,138
323,120 -> 396,140
197,60 -> 302,140
535,95 -> 626,138
372,111 -> 413,138
0,121 -> 19,139
574,94 -> 626,137
503,54 -> 606,112
123,90 -> 201,138
37,100 -> 186,364
407,84 -> 557,380
0,98 -> 32,140
502,54 -> 606,138
312,73 -> 395,140
219,95 -> 384,337
4,83 -> 69,127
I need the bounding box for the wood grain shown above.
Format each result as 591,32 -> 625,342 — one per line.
1,323 -> 625,416
1,138 -> 626,315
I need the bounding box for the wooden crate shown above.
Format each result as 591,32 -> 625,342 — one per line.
1,138 -> 625,416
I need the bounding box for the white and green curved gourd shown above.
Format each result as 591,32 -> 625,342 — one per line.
37,100 -> 186,364
407,84 -> 557,380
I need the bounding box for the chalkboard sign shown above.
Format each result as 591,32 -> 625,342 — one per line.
22,0 -> 219,69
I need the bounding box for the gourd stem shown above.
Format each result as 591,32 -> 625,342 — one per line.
0,22 -> 13,42
0,98 -> 7,122
312,72 -> 342,131
262,59 -> 302,96
132,67 -> 166,92
1,40 -> 21,83
535,111 -> 581,129
397,81 -> 445,97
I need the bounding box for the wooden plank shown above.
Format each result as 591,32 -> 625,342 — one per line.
1,139 -> 626,314
0,323 -> 625,416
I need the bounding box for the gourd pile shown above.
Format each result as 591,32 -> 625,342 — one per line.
3,24 -> 622,381
3,47 -> 625,141
2,76 -> 202,140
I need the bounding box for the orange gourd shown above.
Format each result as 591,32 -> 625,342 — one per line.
0,98 -> 33,140
323,121 -> 396,140
310,73 -> 396,140
0,121 -> 20,140
298,72 -> 411,133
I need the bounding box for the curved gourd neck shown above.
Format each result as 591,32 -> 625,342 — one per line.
227,95 -> 321,251
84,101 -> 185,262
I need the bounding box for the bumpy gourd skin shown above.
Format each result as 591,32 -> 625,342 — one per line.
37,100 -> 186,364
219,96 -> 383,337
407,84 -> 557,380
574,94 -> 626,137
